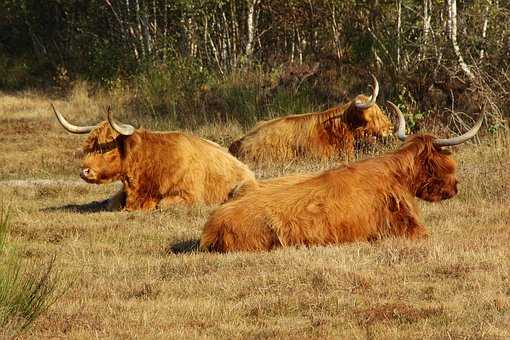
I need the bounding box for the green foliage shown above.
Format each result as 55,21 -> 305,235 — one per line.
395,87 -> 428,132
129,58 -> 210,126
204,73 -> 262,125
267,85 -> 319,118
128,64 -> 326,128
0,209 -> 62,336
0,0 -> 508,122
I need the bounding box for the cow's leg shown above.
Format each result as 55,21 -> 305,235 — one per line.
157,195 -> 186,209
405,221 -> 428,240
200,214 -> 277,252
123,186 -> 158,211
387,194 -> 428,239
139,198 -> 159,210
124,195 -> 158,211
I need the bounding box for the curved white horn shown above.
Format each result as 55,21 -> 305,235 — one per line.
107,106 -> 135,136
387,101 -> 407,141
51,103 -> 96,134
433,114 -> 484,147
354,74 -> 379,110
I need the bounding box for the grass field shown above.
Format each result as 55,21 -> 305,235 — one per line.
1,90 -> 509,339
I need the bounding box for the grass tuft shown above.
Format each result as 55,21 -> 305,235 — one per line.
0,209 -> 63,337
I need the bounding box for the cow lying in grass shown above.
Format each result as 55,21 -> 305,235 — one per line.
52,105 -> 255,211
200,102 -> 483,252
229,75 -> 393,165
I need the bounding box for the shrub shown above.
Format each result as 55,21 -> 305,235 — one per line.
0,209 -> 62,337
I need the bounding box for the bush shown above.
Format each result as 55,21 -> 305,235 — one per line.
0,209 -> 62,337
127,63 -> 330,128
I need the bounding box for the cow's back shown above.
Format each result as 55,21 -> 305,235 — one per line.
189,135 -> 256,203
229,113 -> 324,164
229,105 -> 353,164
200,156 -> 412,251
124,131 -> 255,206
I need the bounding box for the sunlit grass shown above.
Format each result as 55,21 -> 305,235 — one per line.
0,209 -> 63,337
0,91 -> 509,338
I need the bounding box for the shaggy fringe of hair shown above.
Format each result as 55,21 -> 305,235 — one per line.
230,95 -> 393,165
201,135 -> 458,252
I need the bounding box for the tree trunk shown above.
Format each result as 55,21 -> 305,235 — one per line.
423,0 -> 431,43
480,2 -> 490,60
396,0 -> 402,68
446,0 -> 475,80
245,0 -> 258,59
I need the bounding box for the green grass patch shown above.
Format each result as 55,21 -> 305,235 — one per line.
0,208 -> 63,337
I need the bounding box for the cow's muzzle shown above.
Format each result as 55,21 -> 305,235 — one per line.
80,168 -> 98,183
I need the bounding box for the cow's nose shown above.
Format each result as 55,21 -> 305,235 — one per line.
81,168 -> 91,177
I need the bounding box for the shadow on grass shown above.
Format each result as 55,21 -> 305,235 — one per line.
41,199 -> 110,214
167,239 -> 200,254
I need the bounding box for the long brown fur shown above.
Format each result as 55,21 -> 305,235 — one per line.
229,95 -> 393,165
76,122 -> 124,210
80,123 -> 255,211
201,135 -> 459,252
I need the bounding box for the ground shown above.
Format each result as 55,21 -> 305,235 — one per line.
1,91 -> 509,339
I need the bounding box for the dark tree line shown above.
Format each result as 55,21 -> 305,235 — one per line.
1,1 -> 509,122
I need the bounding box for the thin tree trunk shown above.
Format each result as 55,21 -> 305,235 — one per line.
480,2 -> 490,60
162,0 -> 167,60
423,0 -> 431,46
330,3 -> 341,60
134,0 -> 145,59
231,2 -> 239,65
446,0 -> 475,80
104,0 -> 140,62
245,0 -> 258,59
396,0 -> 402,68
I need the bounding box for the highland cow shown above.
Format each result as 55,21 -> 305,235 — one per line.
200,102 -> 483,252
52,105 -> 255,211
228,75 -> 393,165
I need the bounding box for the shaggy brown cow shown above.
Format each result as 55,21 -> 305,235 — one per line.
200,102 -> 483,252
228,75 -> 393,165
52,105 -> 255,211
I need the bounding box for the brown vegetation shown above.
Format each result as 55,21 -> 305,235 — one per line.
1,91 -> 509,338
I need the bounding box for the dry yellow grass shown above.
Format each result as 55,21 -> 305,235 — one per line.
1,89 -> 509,339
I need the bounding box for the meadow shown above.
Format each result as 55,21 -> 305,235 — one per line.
1,89 -> 509,339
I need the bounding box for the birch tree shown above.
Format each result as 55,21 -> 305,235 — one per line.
245,0 -> 259,59
446,0 -> 475,80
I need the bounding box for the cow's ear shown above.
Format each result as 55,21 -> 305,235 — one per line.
116,133 -> 142,158
433,144 -> 452,155
439,148 -> 452,155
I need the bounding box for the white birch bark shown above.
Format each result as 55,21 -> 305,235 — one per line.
245,0 -> 259,59
480,2 -> 490,60
446,0 -> 475,80
423,0 -> 431,43
396,0 -> 402,68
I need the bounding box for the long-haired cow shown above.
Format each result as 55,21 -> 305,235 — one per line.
200,103 -> 483,252
52,105 -> 255,211
229,75 -> 393,165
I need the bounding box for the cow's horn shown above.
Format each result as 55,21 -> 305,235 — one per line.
51,103 -> 96,134
107,106 -> 135,136
355,74 -> 379,110
432,114 -> 483,147
387,101 -> 407,141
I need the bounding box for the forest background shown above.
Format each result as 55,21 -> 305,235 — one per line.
1,0 -> 509,129
1,1 -> 510,337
